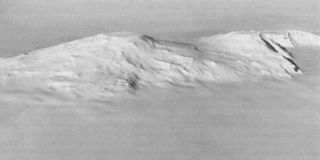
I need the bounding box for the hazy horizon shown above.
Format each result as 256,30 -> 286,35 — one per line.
0,0 -> 319,57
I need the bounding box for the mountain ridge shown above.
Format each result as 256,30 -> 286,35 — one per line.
0,30 -> 319,100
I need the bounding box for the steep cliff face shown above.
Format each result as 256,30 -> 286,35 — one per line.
0,30 -> 319,100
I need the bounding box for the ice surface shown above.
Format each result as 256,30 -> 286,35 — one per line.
0,30 -> 319,160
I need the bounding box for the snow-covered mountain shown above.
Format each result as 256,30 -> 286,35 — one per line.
0,30 -> 319,100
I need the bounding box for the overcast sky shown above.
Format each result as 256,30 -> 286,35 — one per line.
0,0 -> 319,57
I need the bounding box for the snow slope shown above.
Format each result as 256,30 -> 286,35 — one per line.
0,30 -> 319,100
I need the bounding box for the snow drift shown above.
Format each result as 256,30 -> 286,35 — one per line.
0,30 -> 319,100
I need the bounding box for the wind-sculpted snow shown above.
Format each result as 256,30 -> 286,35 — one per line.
0,30 -> 319,100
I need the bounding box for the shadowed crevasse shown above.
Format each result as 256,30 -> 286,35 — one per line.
259,33 -> 300,73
